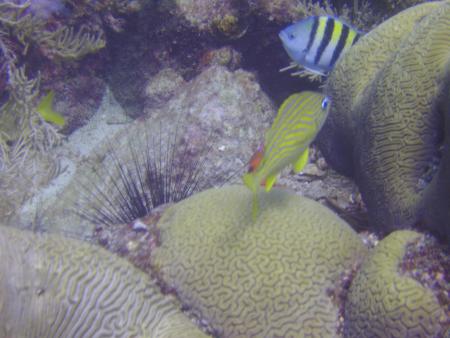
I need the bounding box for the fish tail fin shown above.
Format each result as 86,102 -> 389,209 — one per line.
243,173 -> 260,221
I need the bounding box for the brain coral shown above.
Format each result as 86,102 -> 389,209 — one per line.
318,1 -> 450,241
0,225 -> 209,338
344,230 -> 448,337
152,185 -> 368,337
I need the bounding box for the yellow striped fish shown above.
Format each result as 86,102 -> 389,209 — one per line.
279,16 -> 362,76
243,91 -> 330,220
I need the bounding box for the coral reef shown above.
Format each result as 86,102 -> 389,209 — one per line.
253,0 -> 376,28
0,65 -> 61,222
152,185 -> 368,337
104,0 -> 386,116
0,0 -> 126,222
144,68 -> 186,108
51,75 -> 106,134
15,64 -> 275,236
38,24 -> 105,60
344,230 -> 449,337
0,65 -> 59,150
0,0 -> 106,147
0,0 -> 144,147
318,1 -> 450,240
0,224 -> 210,337
159,0 -> 243,35
6,1 -> 450,335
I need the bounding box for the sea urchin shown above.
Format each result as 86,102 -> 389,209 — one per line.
77,123 -> 212,227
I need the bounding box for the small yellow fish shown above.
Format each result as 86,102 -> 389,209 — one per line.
37,91 -> 65,126
243,91 -> 329,219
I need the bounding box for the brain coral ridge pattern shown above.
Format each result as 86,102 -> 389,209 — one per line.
344,230 -> 448,337
152,185 -> 368,338
318,1 -> 450,240
0,225 -> 210,338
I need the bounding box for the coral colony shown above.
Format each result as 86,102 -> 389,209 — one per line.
0,1 -> 448,337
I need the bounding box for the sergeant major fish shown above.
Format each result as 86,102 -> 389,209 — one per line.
279,16 -> 362,76
243,91 -> 330,220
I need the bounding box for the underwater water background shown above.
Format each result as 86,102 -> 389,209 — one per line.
0,0 -> 449,337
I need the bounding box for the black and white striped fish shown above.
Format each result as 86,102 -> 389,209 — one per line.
279,16 -> 362,76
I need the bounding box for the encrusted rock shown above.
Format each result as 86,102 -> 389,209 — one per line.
17,65 -> 275,237
144,68 -> 186,108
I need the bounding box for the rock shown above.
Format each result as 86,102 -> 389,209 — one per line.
17,65 -> 275,237
149,65 -> 275,188
159,0 -> 246,36
250,0 -> 311,23
198,46 -> 242,71
52,75 -> 106,134
144,68 -> 186,108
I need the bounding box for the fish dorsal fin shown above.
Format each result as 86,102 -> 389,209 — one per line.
265,92 -> 303,149
270,94 -> 297,131
294,148 -> 309,173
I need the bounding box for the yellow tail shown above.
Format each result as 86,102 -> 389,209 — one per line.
242,173 -> 260,221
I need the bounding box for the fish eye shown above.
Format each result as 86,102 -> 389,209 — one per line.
321,97 -> 329,109
288,33 -> 295,40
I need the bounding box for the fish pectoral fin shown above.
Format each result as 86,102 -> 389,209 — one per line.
294,148 -> 309,173
279,62 -> 298,72
265,174 -> 277,192
303,66 -> 327,76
